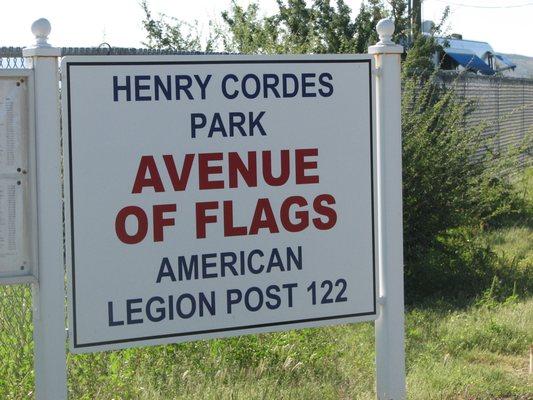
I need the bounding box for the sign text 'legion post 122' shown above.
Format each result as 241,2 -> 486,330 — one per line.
62,55 -> 377,353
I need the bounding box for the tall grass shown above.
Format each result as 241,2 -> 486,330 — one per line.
1,281 -> 531,399
67,299 -> 533,399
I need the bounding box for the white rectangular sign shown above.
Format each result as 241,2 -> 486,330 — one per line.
0,75 -> 32,283
62,55 -> 377,353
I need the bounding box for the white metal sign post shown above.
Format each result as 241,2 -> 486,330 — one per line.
369,20 -> 406,400
2,17 -> 405,400
22,20 -> 68,400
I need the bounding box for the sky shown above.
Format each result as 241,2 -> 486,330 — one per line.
1,0 -> 532,56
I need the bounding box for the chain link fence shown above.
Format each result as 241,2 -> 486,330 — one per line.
0,48 -> 28,69
0,285 -> 34,399
437,72 -> 533,167
1,46 -> 215,70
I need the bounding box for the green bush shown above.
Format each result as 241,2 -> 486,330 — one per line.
401,35 -> 530,302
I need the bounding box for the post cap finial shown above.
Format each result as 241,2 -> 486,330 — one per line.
31,18 -> 52,48
376,18 -> 395,45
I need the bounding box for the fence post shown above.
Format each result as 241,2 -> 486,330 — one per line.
22,19 -> 66,400
368,19 -> 406,400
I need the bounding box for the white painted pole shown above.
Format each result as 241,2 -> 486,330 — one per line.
368,19 -> 406,400
23,19 -> 67,400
